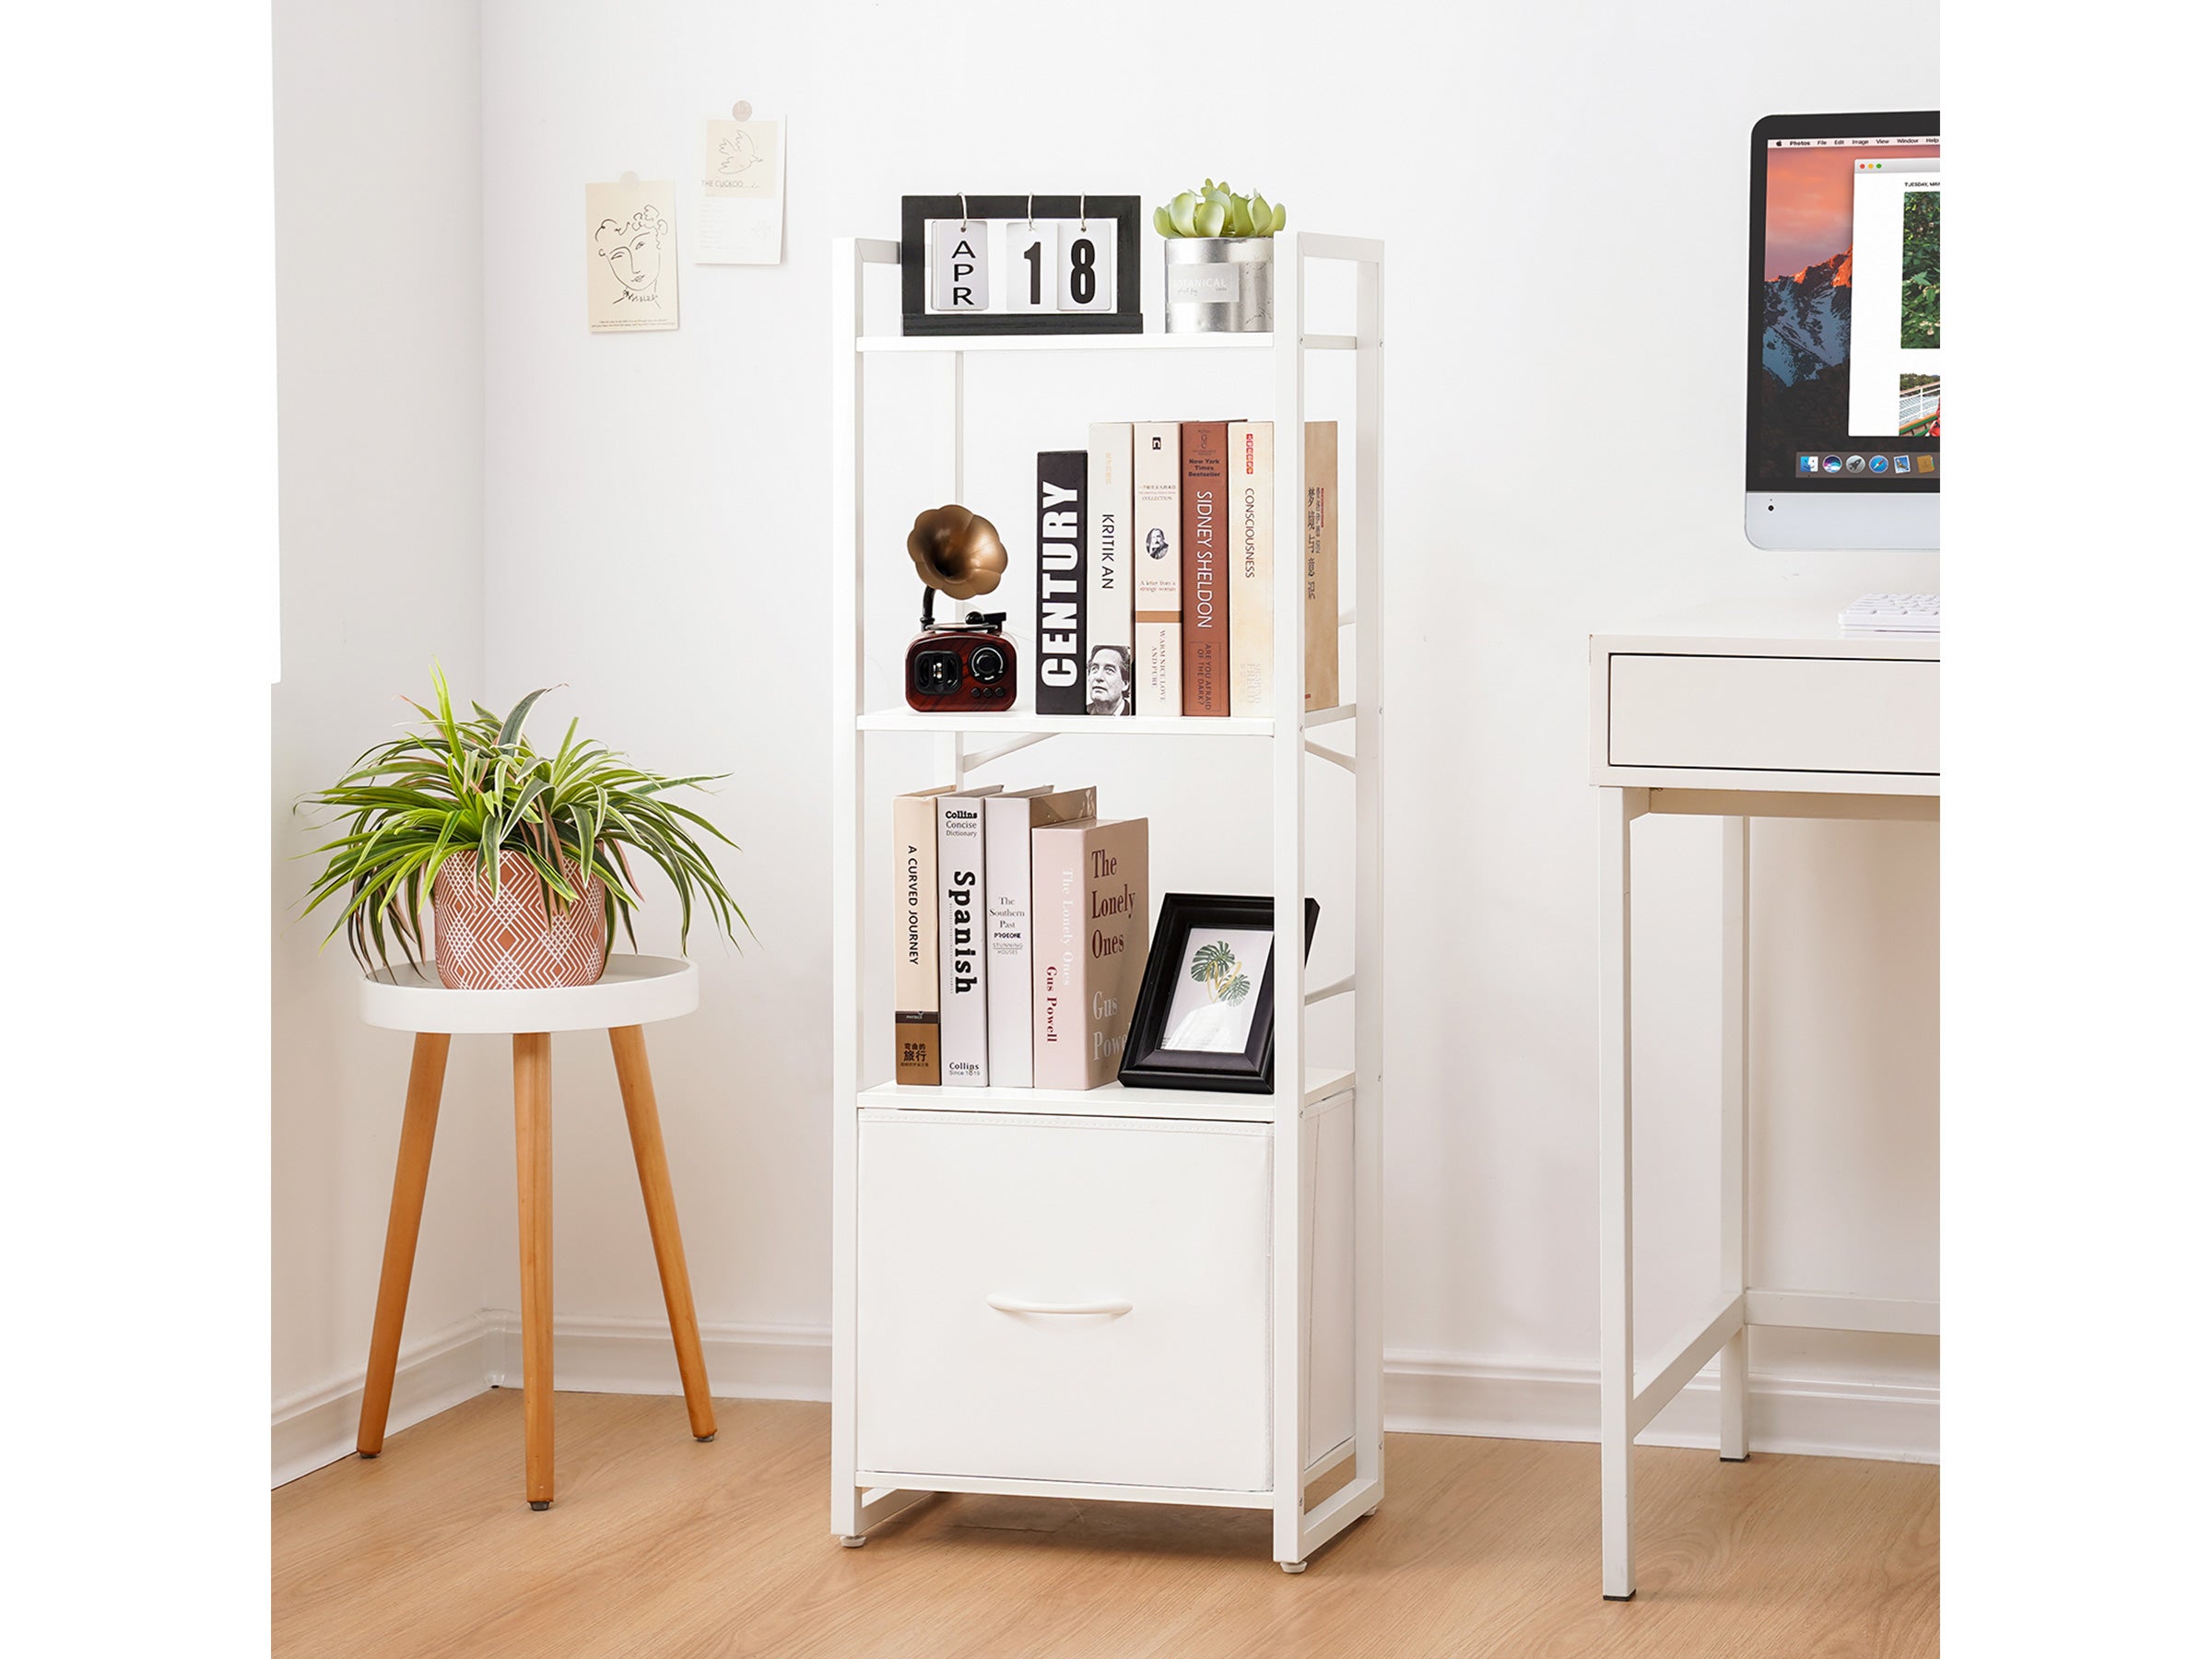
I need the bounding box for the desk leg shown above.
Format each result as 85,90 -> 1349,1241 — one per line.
357,1031 -> 451,1456
1719,818 -> 1751,1463
513,1032 -> 555,1509
1598,787 -> 1643,1599
609,1025 -> 718,1441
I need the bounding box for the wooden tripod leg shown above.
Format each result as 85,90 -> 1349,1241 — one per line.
513,1032 -> 556,1508
358,1031 -> 451,1457
609,1025 -> 717,1441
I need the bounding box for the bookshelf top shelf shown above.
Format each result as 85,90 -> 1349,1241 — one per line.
855,332 -> 1358,355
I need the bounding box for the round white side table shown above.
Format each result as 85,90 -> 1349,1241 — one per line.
355,955 -> 714,1509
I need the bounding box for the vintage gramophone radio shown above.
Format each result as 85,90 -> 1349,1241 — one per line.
904,504 -> 1017,712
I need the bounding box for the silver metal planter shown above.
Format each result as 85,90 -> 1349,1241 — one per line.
1162,237 -> 1276,333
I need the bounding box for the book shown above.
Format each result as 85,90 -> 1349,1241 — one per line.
1031,817 -> 1149,1090
1304,420 -> 1341,711
1227,420 -> 1275,717
1035,450 -> 1087,715
983,784 -> 1099,1087
1086,423 -> 1134,715
1132,420 -> 1182,716
1180,421 -> 1229,715
890,786 -> 953,1084
937,792 -> 991,1086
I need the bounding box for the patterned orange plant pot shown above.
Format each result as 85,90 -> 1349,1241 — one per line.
433,848 -> 608,989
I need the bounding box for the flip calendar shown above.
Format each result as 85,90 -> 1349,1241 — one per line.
901,195 -> 1142,336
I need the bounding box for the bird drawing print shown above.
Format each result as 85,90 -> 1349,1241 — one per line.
717,128 -> 762,175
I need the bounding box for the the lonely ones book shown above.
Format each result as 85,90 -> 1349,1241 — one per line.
1031,818 -> 1149,1090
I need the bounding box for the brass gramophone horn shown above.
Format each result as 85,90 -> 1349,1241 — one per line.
906,505 -> 1008,608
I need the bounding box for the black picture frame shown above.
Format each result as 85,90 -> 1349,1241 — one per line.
1117,895 -> 1321,1094
900,195 -> 1143,336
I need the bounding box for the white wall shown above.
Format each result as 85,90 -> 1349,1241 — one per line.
275,0 -> 1940,1465
269,0 -> 501,1453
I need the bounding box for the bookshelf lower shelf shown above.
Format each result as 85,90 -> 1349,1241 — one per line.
856,1068 -> 1354,1124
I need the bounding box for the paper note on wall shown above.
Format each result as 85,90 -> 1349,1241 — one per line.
586,176 -> 680,332
696,118 -> 784,265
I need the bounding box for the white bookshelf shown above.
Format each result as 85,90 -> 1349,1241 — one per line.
828,233 -> 1385,1571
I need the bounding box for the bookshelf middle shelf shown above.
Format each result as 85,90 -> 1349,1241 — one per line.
856,1067 -> 1355,1124
856,703 -> 1357,737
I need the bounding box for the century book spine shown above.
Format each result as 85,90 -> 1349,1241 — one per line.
983,785 -> 1099,1087
1132,421 -> 1182,716
1180,421 -> 1229,716
1031,818 -> 1150,1090
1304,420 -> 1341,711
890,788 -> 947,1084
1086,423 -> 1134,715
936,793 -> 990,1085
1227,419 -> 1275,717
1035,450 -> 1088,716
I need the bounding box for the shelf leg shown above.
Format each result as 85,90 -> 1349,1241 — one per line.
1719,816 -> 1751,1463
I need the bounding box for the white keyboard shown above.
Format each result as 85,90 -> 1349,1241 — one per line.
1840,592 -> 1940,635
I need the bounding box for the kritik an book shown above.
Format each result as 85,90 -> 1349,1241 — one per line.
1086,423 -> 1134,716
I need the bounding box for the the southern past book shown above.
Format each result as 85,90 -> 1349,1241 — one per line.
983,785 -> 1099,1087
1179,422 -> 1229,716
1227,420 -> 1275,717
1304,420 -> 1341,711
1035,450 -> 1087,715
890,785 -> 953,1084
1031,817 -> 1149,1090
1086,423 -> 1134,715
937,792 -> 991,1086
1132,421 -> 1182,717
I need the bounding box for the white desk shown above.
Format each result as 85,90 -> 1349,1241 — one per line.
1589,601 -> 1938,1600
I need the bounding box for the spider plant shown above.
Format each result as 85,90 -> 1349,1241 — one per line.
300,667 -> 746,974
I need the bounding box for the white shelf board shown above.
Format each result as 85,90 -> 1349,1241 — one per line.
854,332 -> 1357,354
857,1067 -> 1354,1124
858,706 -> 1355,738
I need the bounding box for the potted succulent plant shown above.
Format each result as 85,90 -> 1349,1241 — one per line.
1154,180 -> 1288,334
300,670 -> 746,989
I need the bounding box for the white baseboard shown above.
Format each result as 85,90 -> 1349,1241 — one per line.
274,1319 -> 1935,1488
1385,1349 -> 1938,1465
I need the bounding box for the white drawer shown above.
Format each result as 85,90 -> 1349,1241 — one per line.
856,1110 -> 1271,1492
1608,653 -> 1937,776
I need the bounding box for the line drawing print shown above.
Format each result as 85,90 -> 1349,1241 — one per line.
716,128 -> 762,175
595,205 -> 670,305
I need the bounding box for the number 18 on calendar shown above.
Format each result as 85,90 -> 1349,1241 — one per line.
928,217 -> 1116,315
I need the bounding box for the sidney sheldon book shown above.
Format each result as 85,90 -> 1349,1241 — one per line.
1179,422 -> 1229,715
1031,817 -> 1149,1090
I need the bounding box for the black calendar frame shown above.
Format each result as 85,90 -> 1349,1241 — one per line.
900,195 -> 1144,336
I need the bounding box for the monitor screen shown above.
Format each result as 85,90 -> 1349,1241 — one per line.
1747,112 -> 1940,496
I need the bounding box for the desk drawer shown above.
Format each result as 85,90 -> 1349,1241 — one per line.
855,1110 -> 1271,1492
1608,653 -> 1937,775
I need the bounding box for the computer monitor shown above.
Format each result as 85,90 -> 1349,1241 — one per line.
1746,111 -> 1940,550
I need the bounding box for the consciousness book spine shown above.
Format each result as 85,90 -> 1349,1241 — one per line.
890,787 -> 949,1084
984,785 -> 1099,1087
1179,421 -> 1229,716
1227,420 -> 1275,717
1031,817 -> 1149,1090
1086,422 -> 1134,716
937,793 -> 989,1085
1132,420 -> 1182,716
1304,420 -> 1341,711
1035,450 -> 1088,716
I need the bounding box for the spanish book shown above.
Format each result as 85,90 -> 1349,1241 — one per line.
1031,817 -> 1149,1090
1035,450 -> 1088,715
1132,420 -> 1182,716
1304,420 -> 1341,711
1179,421 -> 1229,716
983,784 -> 1098,1087
1086,422 -> 1134,716
936,791 -> 991,1086
1227,419 -> 1275,717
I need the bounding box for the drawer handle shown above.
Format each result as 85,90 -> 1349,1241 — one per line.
984,1295 -> 1133,1318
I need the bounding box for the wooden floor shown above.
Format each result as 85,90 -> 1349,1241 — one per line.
274,1393 -> 1936,1657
